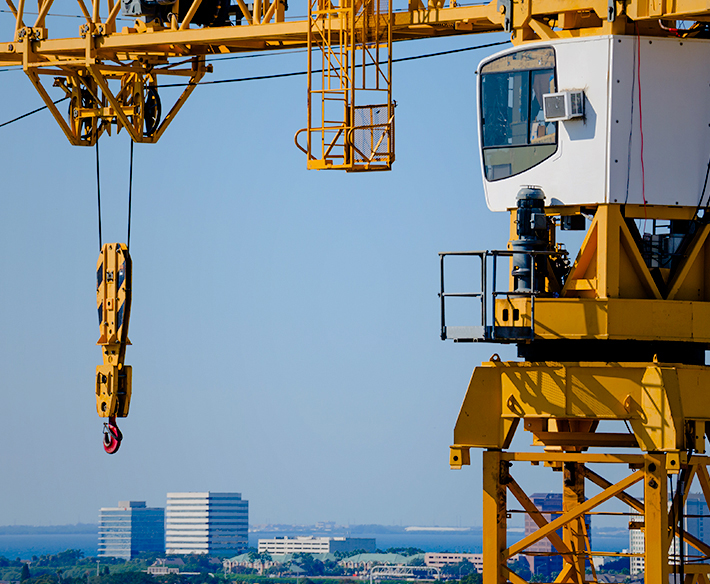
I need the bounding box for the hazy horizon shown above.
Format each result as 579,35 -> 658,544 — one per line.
0,522 -> 483,530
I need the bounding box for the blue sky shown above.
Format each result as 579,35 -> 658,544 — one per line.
0,17 -> 571,528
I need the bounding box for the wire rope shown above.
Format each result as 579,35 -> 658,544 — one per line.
669,475 -> 677,581
0,36 -> 505,74
158,40 -> 510,88
0,96 -> 68,127
635,24 -> 647,223
96,141 -> 103,250
624,34 -> 637,205
0,40 -> 510,128
127,140 -> 134,250
679,470 -> 686,584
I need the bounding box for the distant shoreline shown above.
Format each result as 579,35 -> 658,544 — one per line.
404,527 -> 473,533
249,525 -> 482,534
0,523 -> 629,560
0,524 -> 484,536
0,524 -> 97,536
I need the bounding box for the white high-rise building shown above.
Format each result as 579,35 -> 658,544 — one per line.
166,492 -> 248,555
629,528 -> 645,575
629,494 -> 709,575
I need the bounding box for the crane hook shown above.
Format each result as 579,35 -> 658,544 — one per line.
103,416 -> 123,454
96,243 -> 132,454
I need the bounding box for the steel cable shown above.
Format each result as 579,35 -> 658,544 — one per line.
158,40 -> 510,88
0,40 -> 510,127
96,142 -> 103,250
127,140 -> 134,250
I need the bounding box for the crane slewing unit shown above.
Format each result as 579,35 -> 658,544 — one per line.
441,32 -> 710,584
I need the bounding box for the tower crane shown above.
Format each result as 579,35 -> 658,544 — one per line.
442,27 -> 710,584
4,0 -> 710,578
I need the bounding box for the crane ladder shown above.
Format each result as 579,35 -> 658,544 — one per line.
301,0 -> 394,171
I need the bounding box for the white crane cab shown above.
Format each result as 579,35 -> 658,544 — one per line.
478,35 -> 710,212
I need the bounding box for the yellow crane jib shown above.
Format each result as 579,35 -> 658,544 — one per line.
95,243 -> 132,454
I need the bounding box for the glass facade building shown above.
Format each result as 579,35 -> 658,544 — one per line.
98,501 -> 165,559
166,492 -> 248,555
685,492 -> 710,554
524,493 -> 592,579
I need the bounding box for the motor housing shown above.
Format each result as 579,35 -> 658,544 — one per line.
122,0 -> 232,26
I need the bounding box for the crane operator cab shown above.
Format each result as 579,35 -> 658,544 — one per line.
441,35 -> 710,360
479,47 -> 558,186
477,35 -> 710,212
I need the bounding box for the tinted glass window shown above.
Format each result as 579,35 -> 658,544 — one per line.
480,47 -> 557,181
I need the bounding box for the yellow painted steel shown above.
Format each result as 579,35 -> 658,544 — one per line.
482,450 -> 507,584
476,453 -> 710,584
7,0 -> 710,153
299,0 -> 395,171
95,243 -> 132,419
494,205 -> 710,342
645,454 -> 670,583
452,201 -> 710,582
452,359 -> 710,456
496,297 -> 710,341
2,0 -> 500,149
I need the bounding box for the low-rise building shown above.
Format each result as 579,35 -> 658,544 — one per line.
340,552 -> 423,572
223,553 -> 336,575
226,551 -> 428,577
223,552 -> 269,574
424,553 -> 483,574
258,536 -> 375,555
146,559 -> 185,575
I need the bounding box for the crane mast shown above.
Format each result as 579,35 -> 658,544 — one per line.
443,32 -> 710,584
5,0 -> 710,577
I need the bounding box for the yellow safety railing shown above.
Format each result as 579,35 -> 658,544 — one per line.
299,0 -> 394,171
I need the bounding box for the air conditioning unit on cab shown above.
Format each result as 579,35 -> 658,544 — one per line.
543,90 -> 585,121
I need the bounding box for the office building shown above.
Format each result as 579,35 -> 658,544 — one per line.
524,493 -> 563,579
98,501 -> 165,559
685,492 -> 710,554
630,493 -> 709,575
258,536 -> 376,555
523,493 -> 592,579
166,492 -> 248,555
425,553 -> 483,573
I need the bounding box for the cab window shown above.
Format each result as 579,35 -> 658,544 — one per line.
480,47 -> 557,181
